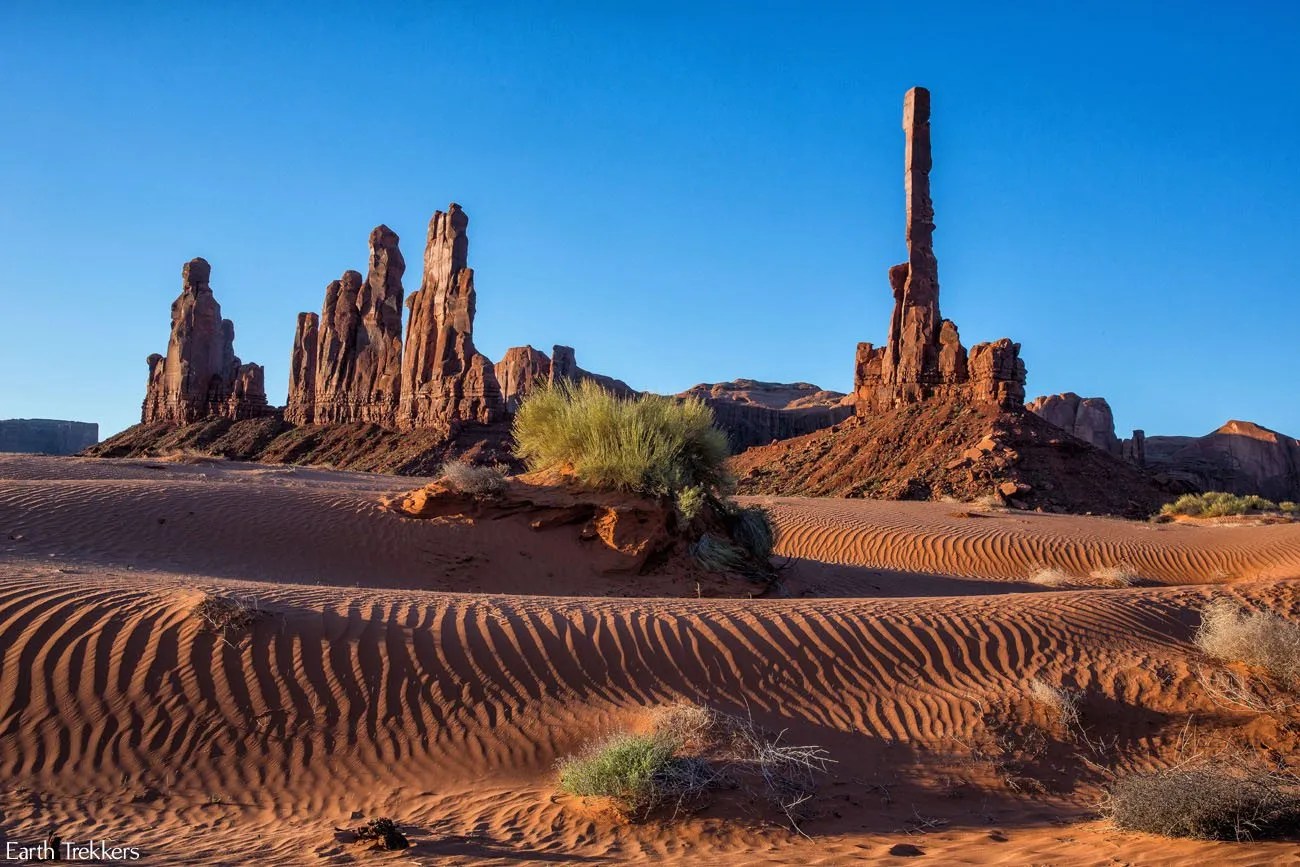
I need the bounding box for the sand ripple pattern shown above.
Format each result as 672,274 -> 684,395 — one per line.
751,496 -> 1300,583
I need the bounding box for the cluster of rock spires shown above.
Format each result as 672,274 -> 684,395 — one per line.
281,204 -> 631,431
141,258 -> 270,424
853,87 -> 1026,415
144,203 -> 629,439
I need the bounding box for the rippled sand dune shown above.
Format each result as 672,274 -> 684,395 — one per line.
2,455 -> 1298,864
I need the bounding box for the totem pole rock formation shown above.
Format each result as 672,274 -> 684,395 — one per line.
854,88 -> 1026,414
1026,393 -> 1122,456
399,204 -> 505,428
284,312 -> 319,425
293,226 -> 408,426
141,258 -> 269,424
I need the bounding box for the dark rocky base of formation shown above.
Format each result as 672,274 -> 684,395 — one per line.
732,401 -> 1182,519
85,417 -> 518,476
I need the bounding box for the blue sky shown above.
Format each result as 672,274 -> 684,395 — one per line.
2,2 -> 1297,439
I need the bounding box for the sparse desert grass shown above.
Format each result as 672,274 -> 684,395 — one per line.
1088,563 -> 1145,587
192,593 -> 262,642
440,460 -> 509,497
1026,678 -> 1082,730
559,703 -> 833,831
1026,565 -> 1073,588
513,379 -> 730,497
1281,501 -> 1298,514
1102,760 -> 1300,840
1161,491 -> 1279,519
726,503 -> 774,562
971,493 -> 1004,510
1195,599 -> 1300,686
689,534 -> 748,572
557,732 -> 713,815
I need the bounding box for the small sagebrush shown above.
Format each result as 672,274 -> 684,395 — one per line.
1026,565 -> 1072,588
512,379 -> 731,497
1026,678 -> 1082,730
557,732 -> 709,815
1103,762 -> 1300,840
727,504 -> 774,562
193,593 -> 261,639
440,460 -> 509,497
1088,564 -> 1144,587
1161,492 -> 1279,519
1195,599 -> 1300,686
675,485 -> 707,522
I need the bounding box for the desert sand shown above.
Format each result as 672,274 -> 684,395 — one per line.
3,453 -> 1300,864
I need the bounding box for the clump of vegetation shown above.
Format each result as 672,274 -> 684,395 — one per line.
725,503 -> 774,562
689,534 -> 748,573
440,460 -> 509,497
344,817 -> 409,850
513,380 -> 777,579
193,593 -> 262,643
1281,501 -> 1298,514
1161,491 -> 1279,519
675,484 -> 707,521
557,732 -> 713,815
1088,563 -> 1145,587
1102,761 -> 1300,840
1026,565 -> 1072,588
1195,599 -> 1300,686
558,703 -> 833,832
513,380 -> 730,497
1026,678 -> 1082,730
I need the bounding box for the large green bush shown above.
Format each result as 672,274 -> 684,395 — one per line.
512,380 -> 731,497
1160,491 -> 1278,518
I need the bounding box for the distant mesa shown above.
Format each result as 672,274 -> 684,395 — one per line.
677,380 -> 854,452
1,419 -> 98,455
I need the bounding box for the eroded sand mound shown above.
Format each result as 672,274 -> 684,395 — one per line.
3,455 -> 1300,864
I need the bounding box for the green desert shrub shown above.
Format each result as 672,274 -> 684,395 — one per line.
1161,491 -> 1278,519
675,484 -> 708,521
512,380 -> 731,497
689,533 -> 749,573
1281,501 -> 1298,514
1195,599 -> 1300,686
557,732 -> 712,815
1103,762 -> 1300,840
727,503 -> 774,562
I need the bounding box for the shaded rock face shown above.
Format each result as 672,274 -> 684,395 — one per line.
495,345 -> 552,412
854,88 -> 1026,414
1027,393 -> 1121,456
1134,421 -> 1300,502
284,312 -> 319,425
0,419 -> 99,455
294,226 -> 408,426
496,344 -> 637,412
141,258 -> 269,424
400,204 -> 505,428
677,380 -> 854,452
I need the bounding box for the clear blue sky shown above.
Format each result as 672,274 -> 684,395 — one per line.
2,2 -> 1297,440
